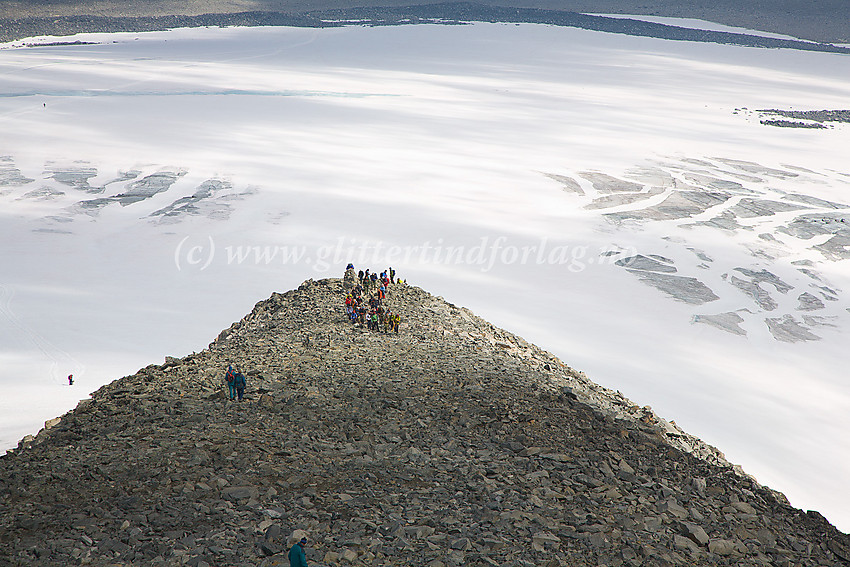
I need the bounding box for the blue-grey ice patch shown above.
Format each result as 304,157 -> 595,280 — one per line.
150,179 -> 236,223
687,248 -> 713,263
782,164 -> 821,175
32,227 -> 73,234
115,170 -> 186,206
543,173 -> 584,195
733,268 -> 793,294
777,213 -> 850,259
729,275 -> 778,311
585,187 -> 664,210
802,315 -> 838,328
791,261 -> 822,281
68,169 -> 188,215
553,156 -> 850,341
680,158 -> 716,168
728,198 -> 811,218
614,250 -> 719,305
45,161 -> 102,193
797,292 -> 825,311
694,210 -> 743,231
615,255 -> 677,273
781,193 -> 847,209
608,190 -> 730,222
72,198 -> 112,217
797,268 -> 822,281
779,213 -> 850,239
17,186 -> 65,200
765,315 -> 820,342
45,216 -> 73,224
777,210 -> 850,260
104,170 -> 142,186
814,233 -> 850,261
622,166 -> 676,187
818,286 -> 840,302
679,173 -> 750,194
626,270 -> 719,305
692,311 -> 747,336
578,172 -> 642,193
0,156 -> 34,191
713,158 -> 800,179
34,215 -> 75,233
648,254 -> 675,264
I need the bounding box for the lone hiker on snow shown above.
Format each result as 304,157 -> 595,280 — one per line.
289,536 -> 309,567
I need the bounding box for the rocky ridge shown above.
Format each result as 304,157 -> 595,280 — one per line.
1,277 -> 848,566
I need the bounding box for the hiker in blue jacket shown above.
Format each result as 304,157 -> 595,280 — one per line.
289,536 -> 309,567
234,370 -> 247,401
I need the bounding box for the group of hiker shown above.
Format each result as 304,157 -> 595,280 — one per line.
221,264 -> 404,402
224,364 -> 247,401
343,264 -> 402,333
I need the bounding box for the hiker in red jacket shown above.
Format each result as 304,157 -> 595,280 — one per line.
225,365 -> 237,400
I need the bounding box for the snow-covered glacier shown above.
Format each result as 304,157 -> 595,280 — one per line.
1,22 -> 849,530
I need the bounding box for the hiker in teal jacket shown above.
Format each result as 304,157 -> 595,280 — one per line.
234,371 -> 247,401
288,537 -> 309,567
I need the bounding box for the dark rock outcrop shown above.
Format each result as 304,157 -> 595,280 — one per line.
1,278 -> 847,566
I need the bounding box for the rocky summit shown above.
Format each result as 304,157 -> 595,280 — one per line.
1,277 -> 849,567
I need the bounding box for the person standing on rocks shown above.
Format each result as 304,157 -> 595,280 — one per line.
234,370 -> 247,401
225,365 -> 237,400
288,536 -> 309,567
343,264 -> 357,291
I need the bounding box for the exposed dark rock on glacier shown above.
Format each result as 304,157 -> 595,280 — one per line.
692,311 -> 748,336
626,270 -> 719,305
765,314 -> 820,342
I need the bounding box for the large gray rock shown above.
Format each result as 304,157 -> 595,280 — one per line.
684,522 -> 710,546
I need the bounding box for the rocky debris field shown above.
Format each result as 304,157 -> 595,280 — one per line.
2,278 -> 849,567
